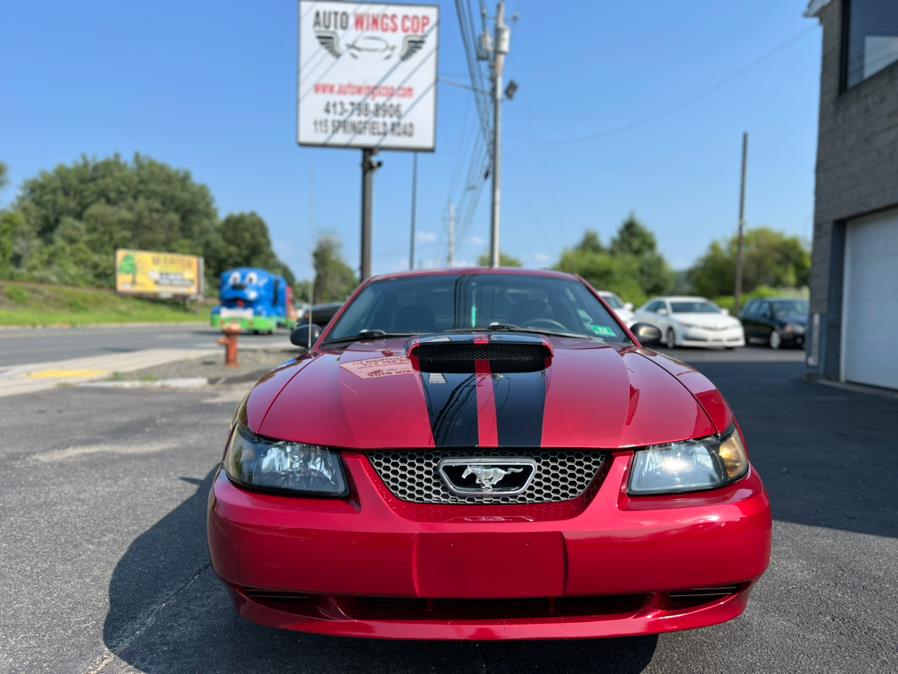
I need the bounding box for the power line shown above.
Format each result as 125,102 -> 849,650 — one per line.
454,0 -> 491,143
512,25 -> 816,146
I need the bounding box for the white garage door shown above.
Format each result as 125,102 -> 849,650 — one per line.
842,207 -> 898,389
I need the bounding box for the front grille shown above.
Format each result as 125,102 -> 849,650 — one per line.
412,343 -> 550,373
368,449 -> 606,504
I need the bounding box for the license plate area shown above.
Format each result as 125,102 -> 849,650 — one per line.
415,532 -> 565,598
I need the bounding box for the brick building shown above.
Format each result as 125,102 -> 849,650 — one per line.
805,0 -> 898,389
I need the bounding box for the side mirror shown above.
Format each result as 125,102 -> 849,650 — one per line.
624,302 -> 634,311
290,322 -> 322,348
631,322 -> 663,347
721,308 -> 730,315
657,307 -> 669,316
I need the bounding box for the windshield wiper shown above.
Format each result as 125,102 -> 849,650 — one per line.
322,329 -> 417,346
447,324 -> 595,340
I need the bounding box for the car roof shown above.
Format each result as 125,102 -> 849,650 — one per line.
368,267 -> 578,283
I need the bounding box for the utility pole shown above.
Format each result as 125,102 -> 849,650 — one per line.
488,0 -> 509,268
360,148 -> 381,282
409,153 -> 418,270
734,132 -> 749,312
447,202 -> 457,267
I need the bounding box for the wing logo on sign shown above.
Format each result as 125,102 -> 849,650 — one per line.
398,35 -> 425,61
315,30 -> 343,58
314,30 -> 427,61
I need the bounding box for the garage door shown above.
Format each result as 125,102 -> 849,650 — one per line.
842,207 -> 898,389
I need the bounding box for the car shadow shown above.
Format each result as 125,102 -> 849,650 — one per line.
687,359 -> 898,539
102,470 -> 658,673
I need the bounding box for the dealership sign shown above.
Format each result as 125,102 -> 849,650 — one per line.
115,249 -> 203,299
298,1 -> 439,151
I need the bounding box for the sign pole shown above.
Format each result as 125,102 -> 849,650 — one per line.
409,153 -> 418,270
360,148 -> 380,282
734,131 -> 749,313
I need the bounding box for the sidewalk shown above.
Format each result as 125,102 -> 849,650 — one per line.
0,348 -> 217,398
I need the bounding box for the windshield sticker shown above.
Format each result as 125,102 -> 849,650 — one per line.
590,325 -> 616,337
340,355 -> 415,379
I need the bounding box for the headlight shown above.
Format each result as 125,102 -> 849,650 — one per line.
784,323 -> 804,335
628,427 -> 749,495
223,424 -> 348,497
678,321 -> 697,329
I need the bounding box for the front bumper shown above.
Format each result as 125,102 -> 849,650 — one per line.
208,452 -> 771,640
679,327 -> 745,348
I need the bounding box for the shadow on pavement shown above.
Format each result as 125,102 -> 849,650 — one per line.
689,359 -> 898,539
103,470 -> 658,673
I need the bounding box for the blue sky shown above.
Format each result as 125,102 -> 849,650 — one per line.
0,1 -> 821,280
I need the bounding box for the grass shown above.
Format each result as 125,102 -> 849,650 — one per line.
0,281 -> 216,327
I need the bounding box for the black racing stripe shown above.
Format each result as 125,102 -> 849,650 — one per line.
493,370 -> 547,447
420,372 -> 479,447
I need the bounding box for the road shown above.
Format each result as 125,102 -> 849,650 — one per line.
0,325 -> 291,368
2,347 -> 896,673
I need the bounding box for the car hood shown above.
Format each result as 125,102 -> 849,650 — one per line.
249,334 -> 723,450
671,313 -> 739,328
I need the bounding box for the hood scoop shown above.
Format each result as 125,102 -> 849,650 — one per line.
409,335 -> 552,374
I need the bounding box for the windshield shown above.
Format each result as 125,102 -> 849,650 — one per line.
670,300 -> 721,314
325,274 -> 628,343
771,300 -> 808,319
600,293 -> 623,309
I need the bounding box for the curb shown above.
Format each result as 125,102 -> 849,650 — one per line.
0,321 -> 208,331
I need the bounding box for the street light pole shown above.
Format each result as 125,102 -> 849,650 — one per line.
734,132 -> 749,312
488,0 -> 509,268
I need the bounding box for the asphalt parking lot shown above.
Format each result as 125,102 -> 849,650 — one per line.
2,346 -> 896,673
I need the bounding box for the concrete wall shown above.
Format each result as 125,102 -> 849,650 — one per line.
808,0 -> 898,380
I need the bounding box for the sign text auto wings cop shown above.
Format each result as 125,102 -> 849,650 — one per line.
298,1 -> 439,152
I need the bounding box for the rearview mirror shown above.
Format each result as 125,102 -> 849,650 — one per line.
630,322 -> 662,347
290,323 -> 322,349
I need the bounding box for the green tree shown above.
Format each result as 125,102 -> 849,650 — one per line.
2,154 -> 296,292
476,252 -> 522,267
312,236 -> 357,304
688,227 -> 811,297
215,212 -> 295,286
556,245 -> 646,306
574,230 -> 605,255
0,162 -> 8,192
609,214 -> 672,295
554,220 -> 674,305
0,210 -> 37,279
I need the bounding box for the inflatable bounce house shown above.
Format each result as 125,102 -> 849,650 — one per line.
211,267 -> 296,333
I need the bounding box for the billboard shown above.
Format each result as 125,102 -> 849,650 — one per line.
298,1 -> 439,151
115,249 -> 203,298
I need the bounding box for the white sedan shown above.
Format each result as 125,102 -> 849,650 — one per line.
632,296 -> 745,349
598,290 -> 635,327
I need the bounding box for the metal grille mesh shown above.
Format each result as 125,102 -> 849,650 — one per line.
367,449 -> 606,504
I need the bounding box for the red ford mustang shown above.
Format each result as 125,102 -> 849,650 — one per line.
207,268 -> 771,640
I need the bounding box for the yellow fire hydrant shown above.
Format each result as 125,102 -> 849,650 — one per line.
217,322 -> 241,368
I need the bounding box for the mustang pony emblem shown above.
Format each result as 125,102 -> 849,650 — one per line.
462,465 -> 523,491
